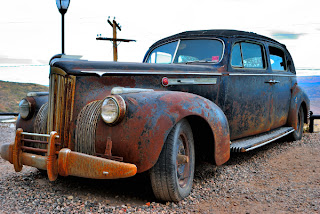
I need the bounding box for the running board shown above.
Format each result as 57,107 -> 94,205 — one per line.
230,127 -> 295,152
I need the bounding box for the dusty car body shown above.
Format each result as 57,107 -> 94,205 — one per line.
1,30 -> 310,201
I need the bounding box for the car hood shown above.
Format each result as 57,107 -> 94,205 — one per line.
51,59 -> 226,76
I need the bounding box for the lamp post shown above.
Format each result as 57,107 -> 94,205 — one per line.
56,0 -> 70,54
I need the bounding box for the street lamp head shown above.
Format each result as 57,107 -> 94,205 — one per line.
56,0 -> 70,14
56,0 -> 70,54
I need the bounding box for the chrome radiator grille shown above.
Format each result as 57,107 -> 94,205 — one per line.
47,67 -> 76,148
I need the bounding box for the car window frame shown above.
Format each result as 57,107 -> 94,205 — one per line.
145,40 -> 179,64
144,37 -> 226,65
230,40 -> 268,71
267,45 -> 288,72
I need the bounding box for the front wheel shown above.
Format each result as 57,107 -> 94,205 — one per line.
289,105 -> 304,141
150,119 -> 195,201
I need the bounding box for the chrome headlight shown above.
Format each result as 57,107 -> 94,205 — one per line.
19,98 -> 32,119
101,95 -> 126,125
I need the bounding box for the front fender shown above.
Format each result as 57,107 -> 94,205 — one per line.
95,91 -> 230,173
287,84 -> 310,129
16,93 -> 49,132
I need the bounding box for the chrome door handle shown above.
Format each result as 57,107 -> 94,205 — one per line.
265,80 -> 280,84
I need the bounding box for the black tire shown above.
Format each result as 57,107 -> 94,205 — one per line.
289,105 -> 304,141
150,119 -> 195,202
38,169 -> 47,176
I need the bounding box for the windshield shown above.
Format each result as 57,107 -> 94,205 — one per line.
146,39 -> 224,64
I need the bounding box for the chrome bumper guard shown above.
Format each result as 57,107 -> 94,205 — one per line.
0,128 -> 137,181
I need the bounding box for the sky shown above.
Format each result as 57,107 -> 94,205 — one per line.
0,0 -> 320,85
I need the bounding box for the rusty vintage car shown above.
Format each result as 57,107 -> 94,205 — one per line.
1,30 -> 310,201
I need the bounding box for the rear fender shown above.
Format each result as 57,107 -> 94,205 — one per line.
287,84 -> 310,129
95,91 -> 230,173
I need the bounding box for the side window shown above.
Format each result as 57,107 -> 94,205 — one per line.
269,46 -> 286,71
231,42 -> 265,69
231,43 -> 243,67
147,41 -> 178,64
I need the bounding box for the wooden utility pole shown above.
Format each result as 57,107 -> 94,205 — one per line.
96,17 -> 136,62
111,19 -> 118,61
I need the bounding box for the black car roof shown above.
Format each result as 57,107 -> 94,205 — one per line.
149,29 -> 285,50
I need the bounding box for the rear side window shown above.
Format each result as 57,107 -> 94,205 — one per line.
269,46 -> 287,71
231,42 -> 265,69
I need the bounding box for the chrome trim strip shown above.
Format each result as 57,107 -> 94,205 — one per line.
272,74 -> 296,77
229,73 -> 295,77
80,70 -> 295,77
245,129 -> 294,151
27,92 -> 49,97
167,78 -> 217,85
80,70 -> 223,76
111,87 -> 154,95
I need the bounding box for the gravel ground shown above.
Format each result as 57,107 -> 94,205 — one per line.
0,122 -> 319,213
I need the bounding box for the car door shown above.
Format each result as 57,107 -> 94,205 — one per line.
224,40 -> 273,140
268,45 -> 293,129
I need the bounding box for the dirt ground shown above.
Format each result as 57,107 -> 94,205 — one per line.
0,122 -> 319,213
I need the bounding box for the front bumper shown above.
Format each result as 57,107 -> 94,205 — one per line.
0,128 -> 137,181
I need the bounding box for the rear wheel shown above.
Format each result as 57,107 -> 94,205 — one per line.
150,119 -> 195,201
289,105 -> 304,141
